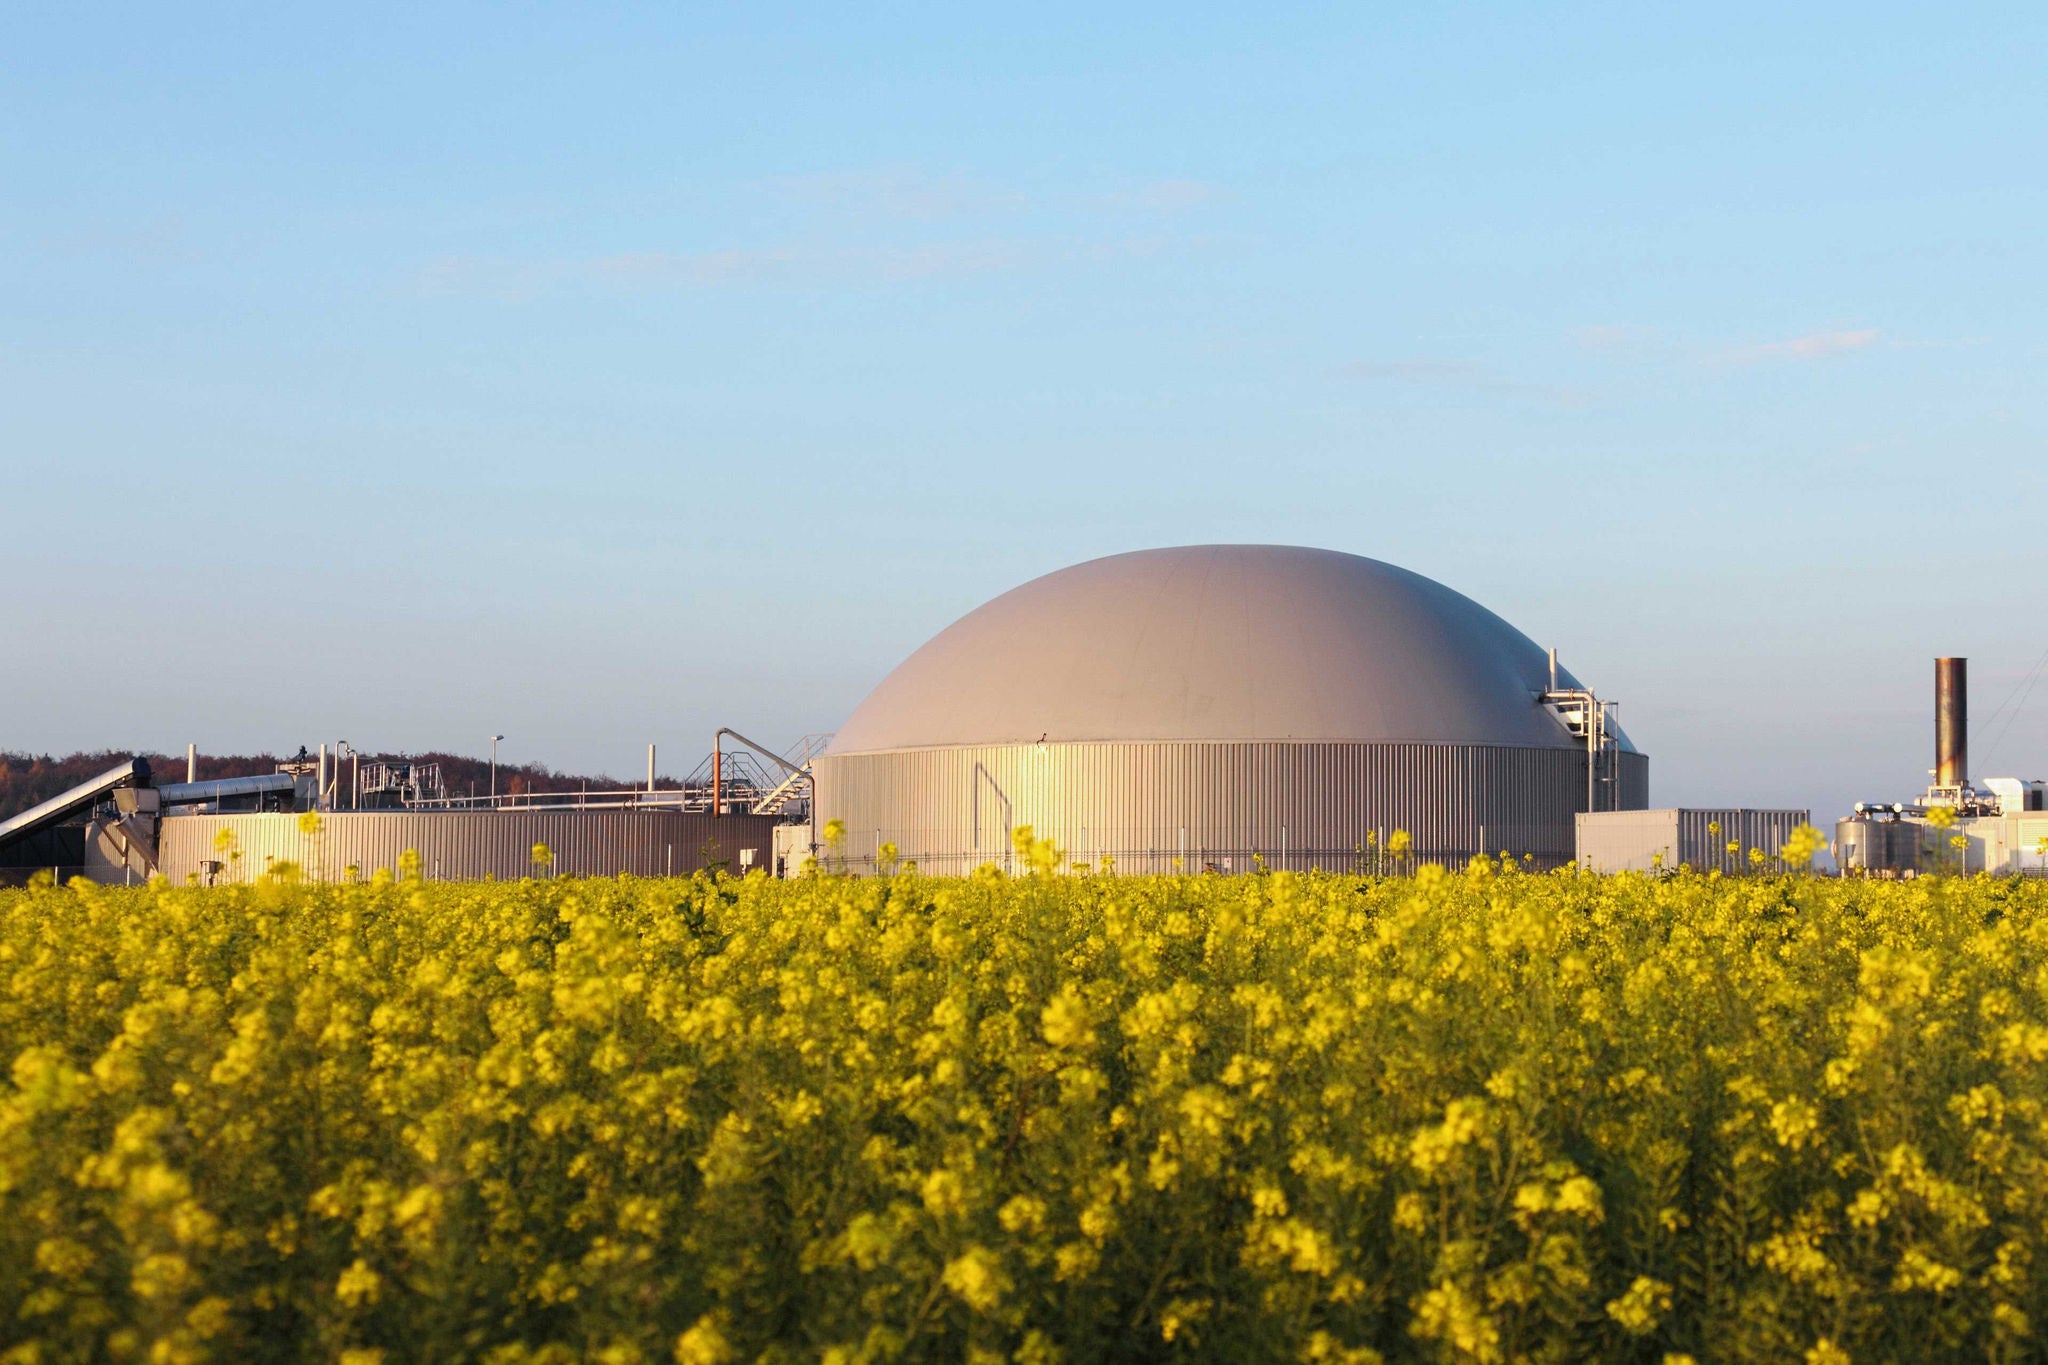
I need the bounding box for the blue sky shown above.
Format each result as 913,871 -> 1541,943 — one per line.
3,3 -> 2044,822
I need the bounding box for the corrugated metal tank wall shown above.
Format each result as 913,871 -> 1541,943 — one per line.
156,810 -> 784,884
1615,752 -> 1650,812
813,742 -> 1649,873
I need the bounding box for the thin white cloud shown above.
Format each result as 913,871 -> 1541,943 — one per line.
1337,359 -> 1592,406
1341,360 -> 1484,383
866,240 -> 1040,279
1572,323 -> 1661,353
415,243 -> 1030,297
762,167 -> 1227,217
1098,178 -> 1227,212
586,247 -> 807,285
763,166 -> 1026,219
1714,328 -> 1881,365
415,236 -> 1171,299
42,214 -> 197,264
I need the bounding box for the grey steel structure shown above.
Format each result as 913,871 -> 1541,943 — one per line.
0,758 -> 149,850
0,758 -> 151,884
155,810 -> 780,885
1834,656 -> 2048,877
1833,814 -> 1927,875
811,545 -> 1647,873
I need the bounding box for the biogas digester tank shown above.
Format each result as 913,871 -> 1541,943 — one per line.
811,545 -> 1646,873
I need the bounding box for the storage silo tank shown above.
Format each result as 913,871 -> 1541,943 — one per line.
810,544 -> 1646,872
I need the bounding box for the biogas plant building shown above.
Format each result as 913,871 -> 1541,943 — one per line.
0,544 -> 1650,884
812,544 -> 1646,873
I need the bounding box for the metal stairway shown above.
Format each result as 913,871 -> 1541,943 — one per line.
755,733 -> 832,815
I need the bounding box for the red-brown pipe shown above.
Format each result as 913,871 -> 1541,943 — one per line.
1936,656 -> 1967,788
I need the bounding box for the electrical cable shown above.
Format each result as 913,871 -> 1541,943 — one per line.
1980,643 -> 2048,772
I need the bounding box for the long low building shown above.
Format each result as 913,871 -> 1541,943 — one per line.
1576,808 -> 1812,873
139,809 -> 782,884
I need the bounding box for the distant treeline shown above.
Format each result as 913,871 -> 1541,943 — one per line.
0,750 -> 687,823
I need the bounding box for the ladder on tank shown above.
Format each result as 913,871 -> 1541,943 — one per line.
1539,648 -> 1622,812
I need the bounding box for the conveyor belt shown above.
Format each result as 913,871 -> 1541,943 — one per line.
0,758 -> 150,852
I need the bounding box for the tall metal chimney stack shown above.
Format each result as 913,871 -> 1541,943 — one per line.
1936,656 -> 1968,789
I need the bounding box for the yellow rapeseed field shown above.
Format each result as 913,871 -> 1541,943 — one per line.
4,857 -> 2047,1364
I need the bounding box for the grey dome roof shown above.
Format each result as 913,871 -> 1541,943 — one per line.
828,545 -> 1633,755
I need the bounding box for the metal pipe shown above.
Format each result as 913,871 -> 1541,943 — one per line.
1586,716 -> 1595,812
712,742 -> 722,819
647,744 -> 656,797
157,774 -> 298,806
186,743 -> 197,784
1937,657 -> 1967,788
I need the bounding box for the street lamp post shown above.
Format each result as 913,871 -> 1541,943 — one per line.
490,735 -> 505,804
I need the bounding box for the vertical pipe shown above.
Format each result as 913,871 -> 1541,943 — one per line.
712,743 -> 722,819
1936,657 -> 1967,789
1598,705 -> 1608,812
647,744 -> 656,797
317,744 -> 327,812
186,743 -> 197,784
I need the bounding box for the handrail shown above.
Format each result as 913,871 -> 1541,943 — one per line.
406,789 -> 765,812
714,728 -> 807,778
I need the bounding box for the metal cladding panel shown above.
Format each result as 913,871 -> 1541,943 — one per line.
1580,808 -> 1810,873
1672,809 -> 1811,872
1573,810 -> 1681,873
156,811 -> 783,884
1615,752 -> 1650,811
813,740 -> 1642,874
